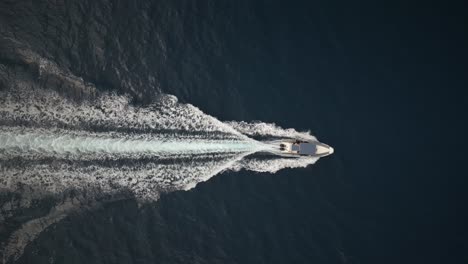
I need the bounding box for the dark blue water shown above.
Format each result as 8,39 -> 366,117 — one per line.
1,0 -> 467,263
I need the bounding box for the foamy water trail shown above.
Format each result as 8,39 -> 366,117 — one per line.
233,156 -> 319,173
0,87 -> 321,262
0,128 -> 260,160
0,88 -> 247,139
226,121 -> 317,141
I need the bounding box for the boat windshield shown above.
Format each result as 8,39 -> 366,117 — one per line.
298,143 -> 316,155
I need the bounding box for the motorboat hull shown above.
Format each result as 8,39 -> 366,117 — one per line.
280,140 -> 334,157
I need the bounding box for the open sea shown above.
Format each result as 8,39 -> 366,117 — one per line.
0,0 -> 467,263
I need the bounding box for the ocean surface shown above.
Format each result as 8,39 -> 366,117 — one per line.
0,0 -> 467,263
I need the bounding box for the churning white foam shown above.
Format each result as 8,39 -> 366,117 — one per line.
0,128 -> 259,160
0,87 -> 321,262
0,87 -> 323,199
226,121 -> 317,141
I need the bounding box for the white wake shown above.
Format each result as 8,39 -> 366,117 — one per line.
0,128 -> 261,160
0,87 -> 322,262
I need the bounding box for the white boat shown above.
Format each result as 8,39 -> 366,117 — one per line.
279,140 -> 334,157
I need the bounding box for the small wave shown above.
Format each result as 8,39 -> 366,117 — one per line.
227,121 -> 317,141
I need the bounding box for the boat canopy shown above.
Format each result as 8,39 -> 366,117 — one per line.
296,143 -> 316,155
